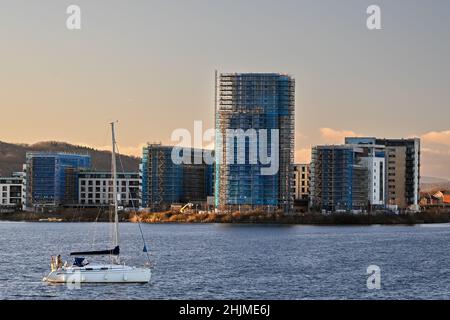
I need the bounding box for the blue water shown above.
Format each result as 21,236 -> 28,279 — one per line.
1,222 -> 450,300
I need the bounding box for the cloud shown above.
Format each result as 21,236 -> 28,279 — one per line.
295,148 -> 311,164
295,132 -> 308,141
421,147 -> 450,180
421,130 -> 450,146
421,147 -> 450,156
319,128 -> 360,144
418,130 -> 450,179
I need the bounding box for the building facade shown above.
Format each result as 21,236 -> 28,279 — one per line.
359,152 -> 385,207
293,164 -> 310,200
78,172 -> 139,208
346,137 -> 420,210
215,73 -> 295,212
309,145 -> 368,212
140,144 -> 213,211
344,139 -> 386,207
24,152 -> 91,210
379,138 -> 420,210
0,172 -> 23,209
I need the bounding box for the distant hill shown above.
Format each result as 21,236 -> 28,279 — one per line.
421,176 -> 450,193
0,141 -> 140,176
421,176 -> 450,184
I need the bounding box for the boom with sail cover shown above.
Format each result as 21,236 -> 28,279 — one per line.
70,246 -> 120,256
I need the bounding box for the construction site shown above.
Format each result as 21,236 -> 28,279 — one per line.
140,144 -> 213,212
215,72 -> 295,213
309,146 -> 369,212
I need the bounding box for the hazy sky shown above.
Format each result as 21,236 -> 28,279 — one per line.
1,0 -> 449,178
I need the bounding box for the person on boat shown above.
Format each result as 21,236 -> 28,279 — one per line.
50,256 -> 55,272
56,255 -> 63,269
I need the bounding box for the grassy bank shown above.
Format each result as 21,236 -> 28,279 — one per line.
2,209 -> 450,225
131,210 -> 450,225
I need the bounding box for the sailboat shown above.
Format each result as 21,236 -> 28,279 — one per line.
43,122 -> 151,283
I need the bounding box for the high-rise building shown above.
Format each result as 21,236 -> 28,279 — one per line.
215,72 -> 295,212
293,164 -> 310,200
345,137 -> 420,210
140,144 -> 213,211
309,145 -> 369,212
24,152 -> 91,210
378,138 -> 420,210
344,139 -> 386,207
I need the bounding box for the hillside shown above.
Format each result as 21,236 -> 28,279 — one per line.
0,141 -> 140,176
420,176 -> 450,192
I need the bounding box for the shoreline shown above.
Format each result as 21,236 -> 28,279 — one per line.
2,209 -> 450,225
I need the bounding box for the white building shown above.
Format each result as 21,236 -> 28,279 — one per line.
360,150 -> 386,206
293,164 -> 310,200
345,139 -> 386,207
78,172 -> 139,208
0,172 -> 24,209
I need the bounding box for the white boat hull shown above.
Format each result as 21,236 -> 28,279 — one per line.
44,264 -> 151,284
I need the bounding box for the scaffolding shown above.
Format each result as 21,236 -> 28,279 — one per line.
215,73 -> 295,212
25,152 -> 91,210
141,144 -> 182,211
141,144 -> 213,211
309,146 -> 368,212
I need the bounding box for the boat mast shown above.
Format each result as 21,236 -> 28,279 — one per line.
111,121 -> 119,249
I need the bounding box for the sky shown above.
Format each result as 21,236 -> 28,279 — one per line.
0,0 -> 449,178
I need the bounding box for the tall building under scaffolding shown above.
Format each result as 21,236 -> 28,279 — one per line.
215,73 -> 295,212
